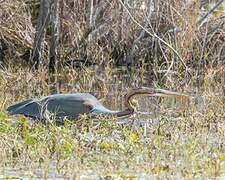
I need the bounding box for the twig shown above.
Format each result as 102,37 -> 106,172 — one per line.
118,0 -> 190,76
198,0 -> 225,27
129,0 -> 153,63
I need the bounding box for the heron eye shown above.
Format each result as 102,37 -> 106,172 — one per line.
83,100 -> 94,109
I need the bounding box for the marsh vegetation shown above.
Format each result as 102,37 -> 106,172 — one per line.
0,0 -> 225,179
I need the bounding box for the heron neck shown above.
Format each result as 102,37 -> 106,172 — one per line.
116,108 -> 133,117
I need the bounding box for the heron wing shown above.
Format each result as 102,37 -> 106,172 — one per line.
7,99 -> 33,112
7,99 -> 41,119
45,98 -> 91,119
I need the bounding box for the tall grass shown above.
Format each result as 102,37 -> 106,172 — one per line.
0,0 -> 225,178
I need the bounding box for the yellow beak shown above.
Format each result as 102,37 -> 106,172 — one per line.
151,88 -> 193,98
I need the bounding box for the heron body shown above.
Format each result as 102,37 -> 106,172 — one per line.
7,87 -> 191,122
7,93 -> 119,121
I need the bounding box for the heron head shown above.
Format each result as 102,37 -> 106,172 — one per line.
125,87 -> 192,110
126,87 -> 192,98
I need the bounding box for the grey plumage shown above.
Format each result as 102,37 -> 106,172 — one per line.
7,93 -> 117,122
7,87 -> 192,123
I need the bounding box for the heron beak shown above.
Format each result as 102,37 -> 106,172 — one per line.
126,87 -> 193,102
150,88 -> 192,98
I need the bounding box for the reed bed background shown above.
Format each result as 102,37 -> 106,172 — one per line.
0,0 -> 225,178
